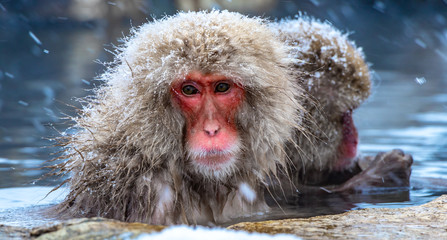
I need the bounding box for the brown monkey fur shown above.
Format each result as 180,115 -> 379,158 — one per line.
51,11 -> 384,225
271,18 -> 371,185
52,10 -> 301,225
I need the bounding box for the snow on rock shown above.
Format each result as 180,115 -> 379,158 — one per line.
136,225 -> 301,240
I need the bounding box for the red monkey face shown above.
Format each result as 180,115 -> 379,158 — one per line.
334,110 -> 359,171
171,72 -> 244,179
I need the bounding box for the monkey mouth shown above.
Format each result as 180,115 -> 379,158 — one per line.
189,152 -> 237,180
188,148 -> 237,169
194,153 -> 235,168
187,144 -> 241,180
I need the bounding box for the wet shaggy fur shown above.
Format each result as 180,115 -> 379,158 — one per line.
271,17 -> 371,185
52,10 -> 303,225
51,11 -> 372,225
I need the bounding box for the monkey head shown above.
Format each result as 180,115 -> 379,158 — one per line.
272,18 -> 371,182
61,10 -> 303,199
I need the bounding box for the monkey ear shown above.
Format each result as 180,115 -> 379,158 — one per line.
272,18 -> 371,114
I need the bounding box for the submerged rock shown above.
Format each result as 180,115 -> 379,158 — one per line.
1,195 -> 446,239
229,194 -> 447,239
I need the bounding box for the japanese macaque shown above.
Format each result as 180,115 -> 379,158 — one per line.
270,18 -> 412,194
51,10 -> 412,226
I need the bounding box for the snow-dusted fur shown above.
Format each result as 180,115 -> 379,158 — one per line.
52,11 -> 372,225
52,11 -> 303,225
272,17 -> 371,184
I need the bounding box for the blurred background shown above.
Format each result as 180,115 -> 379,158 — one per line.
0,0 -> 446,213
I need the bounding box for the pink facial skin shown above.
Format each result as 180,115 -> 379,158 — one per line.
334,110 -> 359,171
171,72 -> 244,170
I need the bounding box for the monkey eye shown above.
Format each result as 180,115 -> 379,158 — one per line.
215,82 -> 230,93
182,85 -> 199,95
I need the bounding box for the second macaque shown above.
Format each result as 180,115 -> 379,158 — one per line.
272,18 -> 412,193
51,11 -> 412,226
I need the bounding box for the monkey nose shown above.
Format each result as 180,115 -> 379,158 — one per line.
203,122 -> 220,137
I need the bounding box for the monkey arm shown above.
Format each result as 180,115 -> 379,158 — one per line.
269,149 -> 413,200
334,149 -> 413,192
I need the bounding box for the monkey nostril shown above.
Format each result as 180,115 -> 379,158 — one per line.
203,121 -> 220,137
205,128 -> 219,136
